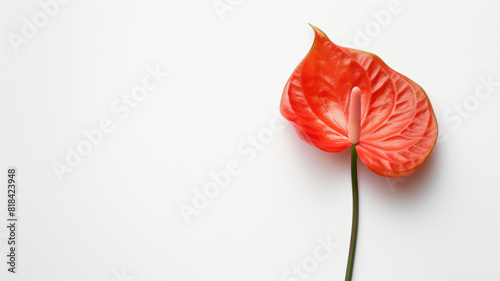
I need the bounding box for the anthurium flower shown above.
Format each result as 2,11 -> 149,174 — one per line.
281,25 -> 438,177
280,25 -> 438,281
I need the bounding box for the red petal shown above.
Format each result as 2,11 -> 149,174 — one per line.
280,25 -> 438,177
280,56 -> 351,152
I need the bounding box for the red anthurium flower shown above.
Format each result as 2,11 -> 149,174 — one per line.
280,25 -> 438,281
281,25 -> 438,177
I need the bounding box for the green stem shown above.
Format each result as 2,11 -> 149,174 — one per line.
345,144 -> 359,281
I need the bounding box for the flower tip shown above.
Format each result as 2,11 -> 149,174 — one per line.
308,24 -> 329,40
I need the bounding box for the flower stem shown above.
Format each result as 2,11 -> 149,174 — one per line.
345,144 -> 359,281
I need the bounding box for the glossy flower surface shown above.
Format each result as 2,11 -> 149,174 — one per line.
280,25 -> 438,177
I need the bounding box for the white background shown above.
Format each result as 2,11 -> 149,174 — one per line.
1,1 -> 500,281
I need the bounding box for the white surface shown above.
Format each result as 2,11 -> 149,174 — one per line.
1,1 -> 500,280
